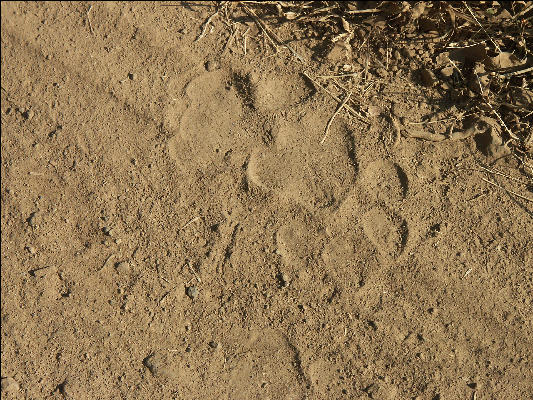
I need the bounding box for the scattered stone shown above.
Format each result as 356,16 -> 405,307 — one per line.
48,125 -> 62,138
205,60 -> 219,72
128,72 -> 136,80
1,377 -> 20,393
26,245 -> 36,255
27,212 -> 38,227
22,109 -> 34,120
186,285 -> 198,299
209,341 -> 219,349
143,352 -> 177,379
57,379 -> 76,398
115,261 -> 130,274
102,226 -> 112,236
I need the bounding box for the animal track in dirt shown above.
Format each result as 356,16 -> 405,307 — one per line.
276,214 -> 324,269
321,228 -> 376,291
227,329 -> 307,399
249,71 -> 311,113
167,70 -> 252,170
325,158 -> 410,262
359,159 -> 408,204
247,111 -> 357,211
360,206 -> 408,259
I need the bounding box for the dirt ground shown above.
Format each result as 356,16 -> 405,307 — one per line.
1,2 -> 532,399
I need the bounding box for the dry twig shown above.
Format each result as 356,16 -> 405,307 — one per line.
321,91 -> 352,144
303,71 -> 368,123
196,2 -> 228,42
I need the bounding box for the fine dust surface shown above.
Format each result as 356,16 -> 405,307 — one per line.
1,2 -> 532,400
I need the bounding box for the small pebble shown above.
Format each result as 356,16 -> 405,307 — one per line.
26,246 -> 36,255
205,60 -> 219,72
23,109 -> 35,120
208,341 -> 219,349
186,286 -> 198,299
115,261 -> 130,274
58,380 -> 76,398
143,352 -> 178,379
128,72 -> 136,80
27,212 -> 38,227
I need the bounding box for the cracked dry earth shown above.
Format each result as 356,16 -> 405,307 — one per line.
1,2 -> 532,400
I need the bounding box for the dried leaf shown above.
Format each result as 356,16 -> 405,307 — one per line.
447,5 -> 456,26
440,66 -> 454,77
276,3 -> 283,18
341,17 -> 351,32
285,11 -> 298,20
486,52 -> 524,70
448,43 -> 487,63
411,3 -> 426,20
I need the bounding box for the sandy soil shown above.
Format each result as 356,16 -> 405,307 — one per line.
1,2 -> 532,399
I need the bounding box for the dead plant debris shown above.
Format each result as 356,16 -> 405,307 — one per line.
178,1 -> 533,199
